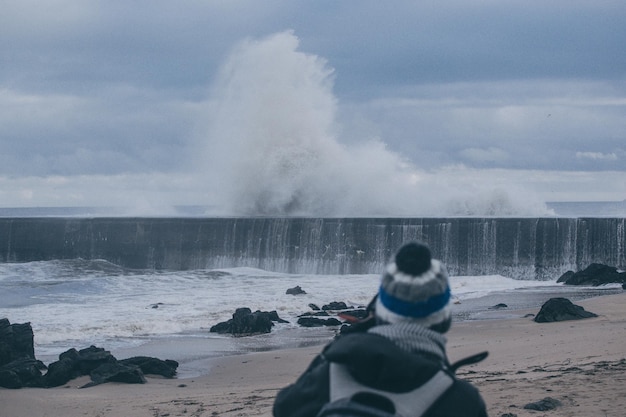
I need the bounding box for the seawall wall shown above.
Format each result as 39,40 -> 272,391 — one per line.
1,217 -> 624,279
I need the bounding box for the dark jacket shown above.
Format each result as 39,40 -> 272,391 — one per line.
273,323 -> 488,417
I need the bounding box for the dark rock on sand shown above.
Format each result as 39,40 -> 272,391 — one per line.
534,298 -> 597,323
0,319 -> 36,366
46,349 -> 179,388
1,320 -> 179,388
558,263 -> 626,286
119,356 -> 178,378
523,397 -> 562,411
0,319 -> 46,388
83,362 -> 146,388
0,357 -> 46,388
489,303 -> 508,310
308,303 -> 320,311
44,346 -> 117,387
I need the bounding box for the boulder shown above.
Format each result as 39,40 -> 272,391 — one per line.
556,270 -> 575,283
43,346 -> 117,387
119,356 -> 178,378
297,317 -> 342,327
0,357 -> 46,389
0,319 -> 36,366
534,298 -> 597,323
559,263 -> 626,286
210,308 -> 288,335
298,311 -> 329,317
82,362 -> 146,388
44,355 -> 80,387
70,346 -> 117,376
286,286 -> 307,295
322,301 -> 350,311
266,310 -> 289,324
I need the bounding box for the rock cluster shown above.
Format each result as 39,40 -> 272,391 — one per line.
209,308 -> 289,335
557,263 -> 626,286
0,318 -> 178,389
210,285 -> 369,335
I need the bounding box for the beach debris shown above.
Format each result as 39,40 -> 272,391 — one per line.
523,396 -> 562,411
534,298 -> 597,323
210,307 -> 289,335
557,263 -> 626,286
286,285 -> 307,295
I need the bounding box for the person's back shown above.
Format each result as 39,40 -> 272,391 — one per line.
272,242 -> 488,417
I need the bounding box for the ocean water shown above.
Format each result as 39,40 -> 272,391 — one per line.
3,258 -> 621,377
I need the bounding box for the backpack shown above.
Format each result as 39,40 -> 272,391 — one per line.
316,363 -> 454,417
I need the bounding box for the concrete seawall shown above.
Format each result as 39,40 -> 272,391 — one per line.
1,217 -> 624,279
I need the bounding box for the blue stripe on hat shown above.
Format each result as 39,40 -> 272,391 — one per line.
378,285 -> 451,319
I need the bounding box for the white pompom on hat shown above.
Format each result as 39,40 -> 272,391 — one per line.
375,242 -> 452,331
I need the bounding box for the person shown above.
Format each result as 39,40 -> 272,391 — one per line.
273,241 -> 488,417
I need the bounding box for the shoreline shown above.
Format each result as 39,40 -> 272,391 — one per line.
2,291 -> 625,416
108,283 -> 623,379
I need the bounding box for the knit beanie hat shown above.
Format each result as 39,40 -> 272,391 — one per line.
375,242 -> 452,332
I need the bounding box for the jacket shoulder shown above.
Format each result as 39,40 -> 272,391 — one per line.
427,378 -> 488,417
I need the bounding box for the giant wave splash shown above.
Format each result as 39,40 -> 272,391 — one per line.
195,31 -> 551,217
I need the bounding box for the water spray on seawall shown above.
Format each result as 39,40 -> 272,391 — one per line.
198,31 -> 551,217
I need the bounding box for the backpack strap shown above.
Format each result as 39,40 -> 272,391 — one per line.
329,363 -> 453,417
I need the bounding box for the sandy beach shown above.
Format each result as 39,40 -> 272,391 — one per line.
1,292 -> 625,417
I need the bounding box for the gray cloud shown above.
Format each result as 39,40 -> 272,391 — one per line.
0,1 -> 625,209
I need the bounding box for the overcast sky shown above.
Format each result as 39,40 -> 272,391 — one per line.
1,1 -> 625,215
